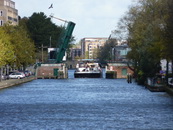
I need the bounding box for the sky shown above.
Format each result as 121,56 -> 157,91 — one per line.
15,0 -> 134,42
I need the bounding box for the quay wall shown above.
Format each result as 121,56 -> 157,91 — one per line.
0,76 -> 35,90
164,86 -> 173,96
1,75 -> 173,97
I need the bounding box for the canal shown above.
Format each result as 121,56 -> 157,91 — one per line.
0,70 -> 173,130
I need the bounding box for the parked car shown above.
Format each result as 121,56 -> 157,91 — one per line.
1,74 -> 8,80
9,72 -> 25,79
19,70 -> 31,77
24,70 -> 32,77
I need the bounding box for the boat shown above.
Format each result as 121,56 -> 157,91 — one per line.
74,60 -> 102,78
146,77 -> 165,92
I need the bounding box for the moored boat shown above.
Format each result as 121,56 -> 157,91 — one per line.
74,60 -> 102,78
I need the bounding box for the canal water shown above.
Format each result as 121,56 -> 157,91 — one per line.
0,70 -> 173,130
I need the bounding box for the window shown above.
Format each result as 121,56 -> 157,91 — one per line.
8,16 -> 12,20
10,2 -> 15,8
7,1 -> 9,6
0,20 -> 3,26
5,1 -> 9,6
122,68 -> 127,76
4,1 -> 6,6
0,11 -> 3,16
13,18 -> 18,22
8,10 -> 12,13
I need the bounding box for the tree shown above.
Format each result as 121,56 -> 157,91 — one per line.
98,38 -> 117,62
0,27 -> 15,67
85,51 -> 89,59
112,0 -> 168,84
2,24 -> 35,69
128,0 -> 165,84
26,12 -> 64,49
157,0 -> 173,83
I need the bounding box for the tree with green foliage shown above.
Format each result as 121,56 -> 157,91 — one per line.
159,0 -> 173,79
26,12 -> 64,49
98,38 -> 117,62
85,51 -> 89,59
112,0 -> 171,84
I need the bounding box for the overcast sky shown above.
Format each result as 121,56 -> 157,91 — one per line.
15,0 -> 134,42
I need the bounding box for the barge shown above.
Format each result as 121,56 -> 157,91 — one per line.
74,60 -> 102,78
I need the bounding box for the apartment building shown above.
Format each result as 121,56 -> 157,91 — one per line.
0,0 -> 18,26
81,37 -> 107,59
71,48 -> 81,60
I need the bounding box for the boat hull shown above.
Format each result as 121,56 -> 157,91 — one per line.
74,72 -> 102,78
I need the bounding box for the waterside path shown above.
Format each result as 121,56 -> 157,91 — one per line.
0,76 -> 36,90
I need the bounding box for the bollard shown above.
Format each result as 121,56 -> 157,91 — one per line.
129,74 -> 132,83
127,73 -> 132,84
127,73 -> 129,83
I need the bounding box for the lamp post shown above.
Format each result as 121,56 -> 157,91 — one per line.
50,36 -> 52,48
40,44 -> 48,63
110,46 -> 114,63
0,67 -> 2,82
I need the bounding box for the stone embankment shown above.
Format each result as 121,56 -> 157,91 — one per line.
0,76 -> 35,90
0,76 -> 173,96
164,86 -> 173,96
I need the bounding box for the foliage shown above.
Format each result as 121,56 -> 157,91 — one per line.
0,12 -> 76,70
26,12 -> 64,49
160,0 -> 173,60
0,27 -> 15,66
85,51 -> 89,59
2,24 -> 35,69
98,38 -> 117,62
112,0 -> 173,84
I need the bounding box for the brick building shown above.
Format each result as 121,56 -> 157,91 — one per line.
106,62 -> 133,79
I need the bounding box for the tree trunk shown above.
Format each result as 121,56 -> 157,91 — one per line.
166,60 -> 169,86
171,60 -> 173,79
0,67 -> 2,82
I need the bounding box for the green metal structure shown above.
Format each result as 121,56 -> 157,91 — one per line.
55,21 -> 75,63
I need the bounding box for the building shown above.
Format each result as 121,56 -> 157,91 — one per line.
105,40 -> 133,79
106,62 -> 133,79
112,44 -> 131,62
81,37 -> 107,59
0,0 -> 18,26
160,59 -> 172,73
71,48 -> 81,60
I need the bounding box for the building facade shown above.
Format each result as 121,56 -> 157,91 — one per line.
71,48 -> 81,60
106,62 -> 134,79
81,37 -> 107,59
112,44 -> 131,62
0,0 -> 18,26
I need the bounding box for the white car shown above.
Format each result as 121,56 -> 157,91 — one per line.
9,72 -> 25,79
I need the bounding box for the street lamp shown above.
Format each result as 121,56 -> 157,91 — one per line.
40,44 -> 48,63
50,36 -> 52,48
